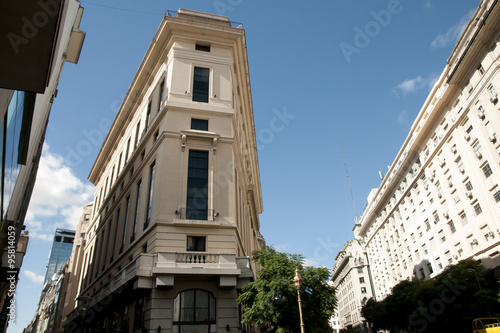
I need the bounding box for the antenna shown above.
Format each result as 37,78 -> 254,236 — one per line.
340,141 -> 358,222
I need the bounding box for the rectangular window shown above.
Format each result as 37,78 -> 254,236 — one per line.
186,151 -> 208,220
448,221 -> 456,234
465,180 -> 473,191
195,43 -> 211,52
131,180 -> 142,242
191,118 -> 208,131
192,67 -> 210,103
460,212 -> 468,225
483,163 -> 493,178
159,80 -> 165,110
134,121 -> 141,148
111,209 -> 119,262
361,287 -> 367,294
110,166 -> 115,188
439,229 -> 446,243
121,196 -> 130,252
433,211 -> 440,224
493,189 -> 500,202
187,236 -> 206,251
144,162 -> 155,230
125,138 -> 131,163
146,101 -> 152,130
359,277 -> 365,283
474,202 -> 482,215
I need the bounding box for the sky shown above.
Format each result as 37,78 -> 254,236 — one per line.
10,0 -> 480,331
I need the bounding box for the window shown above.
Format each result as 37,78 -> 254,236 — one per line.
133,296 -> 146,329
134,121 -> 141,148
187,236 -> 206,252
469,236 -> 479,249
460,211 -> 468,225
489,84 -> 497,98
192,67 -> 210,103
473,141 -> 482,158
448,221 -> 456,234
465,180 -> 473,191
131,180 -> 141,242
466,125 -> 473,134
483,163 -> 493,178
125,138 -> 131,163
473,202 -> 482,215
433,211 -> 440,224
144,162 -> 155,230
439,229 -> 446,243
361,287 -> 367,294
478,65 -> 485,75
145,101 -> 152,129
117,152 -> 123,174
195,43 -> 211,52
419,267 -> 425,279
191,118 -> 208,131
357,268 -> 363,274
173,289 -> 216,333
159,80 -> 165,110
493,189 -> 500,202
186,151 -> 208,220
425,219 -> 431,231
359,277 -> 365,283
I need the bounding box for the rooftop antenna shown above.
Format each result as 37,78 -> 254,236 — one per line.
340,141 -> 358,222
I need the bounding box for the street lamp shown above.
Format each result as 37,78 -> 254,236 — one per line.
293,267 -> 305,333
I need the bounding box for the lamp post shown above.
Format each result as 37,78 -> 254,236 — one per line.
293,267 -> 305,333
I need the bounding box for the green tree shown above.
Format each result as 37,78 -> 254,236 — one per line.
362,259 -> 500,333
237,246 -> 337,333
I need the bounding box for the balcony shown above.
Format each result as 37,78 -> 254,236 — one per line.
153,252 -> 247,287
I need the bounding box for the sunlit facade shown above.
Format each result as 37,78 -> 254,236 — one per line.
331,239 -> 374,332
354,0 -> 500,300
63,9 -> 264,332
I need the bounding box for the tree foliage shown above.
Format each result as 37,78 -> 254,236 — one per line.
237,246 -> 337,333
361,259 -> 500,332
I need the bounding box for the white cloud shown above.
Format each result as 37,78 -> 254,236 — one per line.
431,9 -> 475,48
393,73 -> 439,96
397,110 -> 409,125
24,270 -> 44,284
24,144 -> 94,241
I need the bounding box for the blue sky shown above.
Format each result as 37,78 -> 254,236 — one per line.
11,0 -> 479,331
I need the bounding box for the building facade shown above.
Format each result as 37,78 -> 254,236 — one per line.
43,229 -> 76,286
0,1 -> 85,330
331,239 -> 374,332
354,0 -> 500,301
63,9 -> 264,333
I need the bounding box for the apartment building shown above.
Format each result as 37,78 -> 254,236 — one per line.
354,0 -> 500,300
331,239 -> 374,332
63,9 -> 264,332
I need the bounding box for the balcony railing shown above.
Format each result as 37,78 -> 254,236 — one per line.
176,252 -> 219,264
165,10 -> 243,29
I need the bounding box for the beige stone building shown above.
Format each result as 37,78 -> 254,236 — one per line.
330,239 -> 374,332
63,9 -> 264,333
354,0 -> 500,301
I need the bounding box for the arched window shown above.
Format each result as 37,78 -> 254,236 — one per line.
173,289 -> 216,332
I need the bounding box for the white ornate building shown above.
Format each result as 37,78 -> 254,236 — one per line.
354,0 -> 500,301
